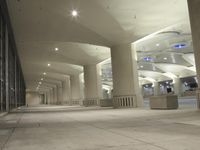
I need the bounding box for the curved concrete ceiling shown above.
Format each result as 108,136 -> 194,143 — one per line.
6,0 -> 192,91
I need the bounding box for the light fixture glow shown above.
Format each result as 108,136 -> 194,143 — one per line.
47,63 -> 51,67
156,43 -> 160,47
43,72 -> 46,75
55,48 -> 59,51
163,57 -> 167,60
39,82 -> 42,85
140,65 -> 144,68
144,57 -> 153,61
41,78 -> 44,81
173,43 -> 187,49
71,10 -> 78,17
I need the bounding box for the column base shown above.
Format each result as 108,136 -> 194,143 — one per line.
113,95 -> 137,108
83,99 -> 99,106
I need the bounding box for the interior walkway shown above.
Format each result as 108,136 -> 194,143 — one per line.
0,105 -> 200,150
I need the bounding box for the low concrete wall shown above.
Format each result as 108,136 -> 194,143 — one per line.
100,99 -> 113,107
150,95 -> 178,109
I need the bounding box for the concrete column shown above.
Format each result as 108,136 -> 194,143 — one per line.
70,74 -> 81,105
173,78 -> 182,97
83,64 -> 103,106
80,73 -> 85,105
153,82 -> 160,96
57,84 -> 63,105
5,26 -> 9,111
111,43 -> 143,108
49,88 -> 54,104
53,87 -> 58,105
188,0 -> 200,108
62,77 -> 71,105
47,90 -> 51,104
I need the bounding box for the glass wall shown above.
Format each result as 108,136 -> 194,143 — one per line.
0,1 -> 26,112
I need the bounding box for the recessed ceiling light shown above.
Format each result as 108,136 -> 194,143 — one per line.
39,82 -> 42,85
43,72 -> 46,75
55,48 -> 59,51
71,10 -> 78,17
163,57 -> 167,60
143,57 -> 153,61
41,78 -> 44,81
156,43 -> 160,47
47,63 -> 51,67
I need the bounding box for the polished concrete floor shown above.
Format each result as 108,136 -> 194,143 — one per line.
1,104 -> 200,150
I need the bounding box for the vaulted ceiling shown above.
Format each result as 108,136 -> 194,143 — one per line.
6,0 -> 193,91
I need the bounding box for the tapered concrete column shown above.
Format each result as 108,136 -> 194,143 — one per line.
111,43 -> 143,108
188,0 -> 200,108
80,73 -> 85,105
173,78 -> 182,97
57,84 -> 63,105
53,87 -> 58,105
83,64 -> 103,106
153,82 -> 160,96
47,90 -> 51,104
49,88 -> 54,104
62,77 -> 71,105
44,92 -> 47,104
70,75 -> 81,105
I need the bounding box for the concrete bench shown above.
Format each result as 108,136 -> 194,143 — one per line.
149,95 -> 178,109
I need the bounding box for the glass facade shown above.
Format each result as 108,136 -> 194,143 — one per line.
0,1 -> 26,112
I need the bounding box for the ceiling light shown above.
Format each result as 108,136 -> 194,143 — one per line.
156,43 -> 160,47
173,43 -> 187,49
43,72 -> 46,75
71,10 -> 78,17
39,82 -> 42,85
41,78 -> 44,81
143,57 -> 153,61
47,63 -> 51,67
140,65 -> 144,68
163,57 -> 167,60
55,48 -> 59,51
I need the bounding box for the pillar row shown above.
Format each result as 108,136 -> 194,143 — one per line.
111,43 -> 143,108
83,64 -> 103,106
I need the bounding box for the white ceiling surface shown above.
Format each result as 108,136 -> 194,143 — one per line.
6,0 -> 191,91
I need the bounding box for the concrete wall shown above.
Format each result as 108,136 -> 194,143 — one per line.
26,92 -> 42,106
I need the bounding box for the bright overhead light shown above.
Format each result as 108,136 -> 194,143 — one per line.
163,57 -> 167,60
39,82 -> 42,85
140,65 -> 144,68
47,63 -> 51,67
71,10 -> 78,17
41,78 -> 44,81
156,43 -> 160,47
173,43 -> 187,49
55,48 -> 59,51
43,72 -> 46,75
143,57 -> 153,61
